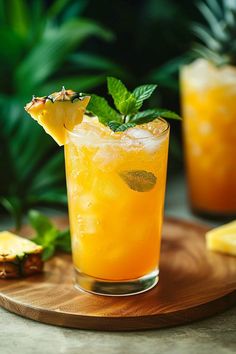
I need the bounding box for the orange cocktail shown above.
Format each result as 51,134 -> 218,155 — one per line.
65,116 -> 169,295
181,59 -> 236,216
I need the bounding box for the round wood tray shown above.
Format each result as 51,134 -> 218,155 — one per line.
0,217 -> 235,331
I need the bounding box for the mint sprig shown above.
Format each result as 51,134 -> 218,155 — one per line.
86,77 -> 181,132
28,210 -> 71,261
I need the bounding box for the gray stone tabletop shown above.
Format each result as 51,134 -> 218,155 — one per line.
1,176 -> 236,354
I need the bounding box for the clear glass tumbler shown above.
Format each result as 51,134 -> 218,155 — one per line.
64,117 -> 169,296
181,59 -> 236,218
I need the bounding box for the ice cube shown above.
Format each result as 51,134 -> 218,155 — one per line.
77,215 -> 99,234
103,184 -> 119,199
71,118 -> 114,146
126,127 -> 153,139
71,124 -> 101,146
182,58 -> 236,92
67,182 -> 83,197
143,137 -> 166,153
72,236 -> 80,250
124,127 -> 165,153
199,122 -> 212,135
93,146 -> 119,171
77,193 -> 96,211
184,105 -> 198,120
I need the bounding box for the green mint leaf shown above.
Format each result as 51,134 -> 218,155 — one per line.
86,77 -> 180,131
129,109 -> 161,124
42,244 -> 55,261
118,95 -> 137,115
108,121 -> 136,132
107,76 -> 130,107
108,121 -> 121,132
133,84 -> 157,110
55,229 -> 71,253
31,235 -> 43,245
107,77 -> 138,115
87,94 -> 122,124
28,210 -> 53,237
115,122 -> 136,132
130,109 -> 181,124
44,228 -> 58,245
29,210 -> 72,259
119,170 -> 157,192
32,228 -> 57,249
156,109 -> 181,120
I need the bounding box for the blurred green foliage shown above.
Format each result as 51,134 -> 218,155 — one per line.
0,0 -> 201,225
0,0 -> 122,227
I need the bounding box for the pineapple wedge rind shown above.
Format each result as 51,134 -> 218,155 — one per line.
25,88 -> 90,146
206,221 -> 236,256
0,232 -> 44,279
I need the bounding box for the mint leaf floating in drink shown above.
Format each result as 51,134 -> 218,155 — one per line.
86,77 -> 181,132
119,170 -> 157,192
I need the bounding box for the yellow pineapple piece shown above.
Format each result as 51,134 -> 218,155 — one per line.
206,221 -> 236,256
25,87 -> 90,146
0,231 -> 43,278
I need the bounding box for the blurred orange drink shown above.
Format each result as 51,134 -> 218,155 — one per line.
64,116 -> 169,295
181,59 -> 236,216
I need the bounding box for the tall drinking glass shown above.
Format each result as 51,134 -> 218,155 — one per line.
64,117 -> 169,295
181,59 -> 236,218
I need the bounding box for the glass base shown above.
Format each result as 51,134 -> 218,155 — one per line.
191,206 -> 236,222
74,269 -> 159,296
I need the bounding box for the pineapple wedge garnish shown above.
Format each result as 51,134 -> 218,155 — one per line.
25,87 -> 90,146
206,221 -> 236,256
0,231 -> 43,278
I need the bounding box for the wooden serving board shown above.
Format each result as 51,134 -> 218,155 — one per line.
0,217 -> 236,331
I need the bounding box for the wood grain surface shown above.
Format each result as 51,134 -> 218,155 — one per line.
0,217 -> 235,331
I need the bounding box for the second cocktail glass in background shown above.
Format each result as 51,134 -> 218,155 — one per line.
181,59 -> 236,218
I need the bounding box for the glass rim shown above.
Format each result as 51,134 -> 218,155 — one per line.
65,116 -> 170,143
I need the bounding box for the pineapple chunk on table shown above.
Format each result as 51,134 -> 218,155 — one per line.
0,231 -> 43,278
206,221 -> 236,256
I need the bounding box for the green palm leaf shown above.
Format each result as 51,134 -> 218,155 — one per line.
0,1 -> 121,227
9,0 -> 29,37
39,75 -> 106,94
16,19 -> 113,94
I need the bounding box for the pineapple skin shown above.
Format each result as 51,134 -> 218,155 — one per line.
0,250 -> 44,279
0,232 -> 44,279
